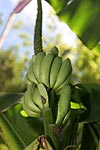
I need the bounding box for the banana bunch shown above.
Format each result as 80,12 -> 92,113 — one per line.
22,83 -> 49,117
22,46 -> 72,120
26,46 -> 72,91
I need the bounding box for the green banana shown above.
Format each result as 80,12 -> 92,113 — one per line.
27,63 -> 38,85
37,83 -> 49,108
55,85 -> 71,125
31,54 -> 36,63
62,109 -> 71,125
22,97 -> 40,117
55,74 -> 71,95
23,90 -> 41,114
50,56 -> 62,88
50,46 -> 59,56
32,86 -> 44,110
25,73 -> 32,87
53,58 -> 72,90
33,52 -> 45,82
39,53 -> 55,87
22,83 -> 41,116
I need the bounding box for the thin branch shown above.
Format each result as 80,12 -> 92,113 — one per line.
0,13 -> 16,49
0,0 -> 32,49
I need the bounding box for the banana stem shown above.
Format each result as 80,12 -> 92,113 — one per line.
34,0 -> 43,54
42,108 -> 54,136
48,124 -> 62,150
0,113 -> 25,150
42,108 -> 61,150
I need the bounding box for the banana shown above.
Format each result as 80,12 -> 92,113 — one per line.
53,58 -> 72,90
25,73 -> 32,87
50,46 -> 59,56
33,52 -> 45,82
37,83 -> 49,108
50,56 -> 62,88
23,90 -> 41,114
62,109 -> 71,125
31,54 -> 36,63
55,75 -> 71,95
22,96 -> 40,117
22,83 -> 41,115
55,85 -> 71,125
39,53 -> 55,87
27,63 -> 38,85
32,86 -> 44,110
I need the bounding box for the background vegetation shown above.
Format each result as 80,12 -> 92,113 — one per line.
0,0 -> 100,149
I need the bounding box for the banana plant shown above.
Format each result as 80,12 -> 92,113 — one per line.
0,0 -> 100,150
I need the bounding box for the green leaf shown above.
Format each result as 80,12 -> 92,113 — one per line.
0,93 -> 23,112
0,112 -> 25,150
81,124 -> 99,150
61,109 -> 79,149
93,42 -> 100,54
1,104 -> 43,146
46,0 -> 100,49
76,83 -> 100,93
0,144 -> 9,150
75,83 -> 100,122
70,102 -> 86,110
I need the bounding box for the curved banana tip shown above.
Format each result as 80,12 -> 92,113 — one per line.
50,46 -> 59,56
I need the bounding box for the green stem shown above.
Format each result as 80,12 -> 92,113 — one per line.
42,108 -> 61,150
48,124 -> 62,150
42,107 -> 54,136
34,0 -> 43,54
0,113 -> 25,150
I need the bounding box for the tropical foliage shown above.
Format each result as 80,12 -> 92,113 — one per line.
0,0 -> 100,150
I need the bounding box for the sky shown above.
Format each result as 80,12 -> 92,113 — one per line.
0,0 -> 77,56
